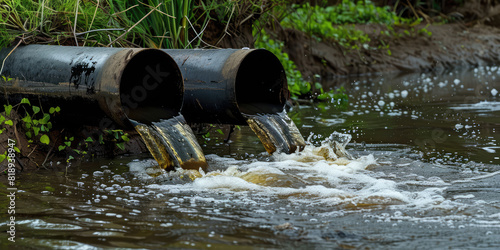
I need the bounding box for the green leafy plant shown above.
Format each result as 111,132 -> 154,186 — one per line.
0,105 -> 20,164
255,30 -> 348,106
104,129 -> 130,151
280,2 -> 376,48
18,98 -> 59,145
0,104 -> 14,135
1,75 -> 13,82
280,1 -> 429,50
317,86 -> 349,107
254,31 -> 310,99
58,136 -> 93,162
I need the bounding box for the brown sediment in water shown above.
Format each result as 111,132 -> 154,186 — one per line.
134,123 -> 176,171
244,111 -> 306,154
133,115 -> 207,171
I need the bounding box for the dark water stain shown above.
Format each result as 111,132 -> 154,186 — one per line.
69,56 -> 97,94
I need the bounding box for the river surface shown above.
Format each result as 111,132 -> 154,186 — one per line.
2,67 -> 500,249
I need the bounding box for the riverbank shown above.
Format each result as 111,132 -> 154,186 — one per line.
275,22 -> 500,81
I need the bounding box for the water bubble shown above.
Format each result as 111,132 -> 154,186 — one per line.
93,171 -> 104,177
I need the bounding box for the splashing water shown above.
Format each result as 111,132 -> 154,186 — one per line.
133,115 -> 207,171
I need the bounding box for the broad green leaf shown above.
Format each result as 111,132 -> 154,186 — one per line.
64,141 -> 71,147
121,135 -> 130,142
55,106 -> 61,112
85,137 -> 94,142
49,107 -> 55,114
315,82 -> 323,90
14,147 -> 20,153
0,115 -> 5,124
58,145 -> 66,151
32,105 -> 40,114
25,131 -> 32,138
21,98 -> 30,105
4,105 -> 12,116
33,127 -> 40,136
40,134 -> 50,145
0,152 -> 6,163
5,120 -> 13,126
116,142 -> 125,151
40,113 -> 50,125
22,115 -> 32,124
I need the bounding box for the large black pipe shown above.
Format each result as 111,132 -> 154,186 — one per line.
0,45 -> 183,127
164,49 -> 289,125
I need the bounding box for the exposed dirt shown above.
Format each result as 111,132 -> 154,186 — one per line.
279,23 -> 500,81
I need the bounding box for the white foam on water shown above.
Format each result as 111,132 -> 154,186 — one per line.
450,101 -> 500,112
142,140 -> 472,215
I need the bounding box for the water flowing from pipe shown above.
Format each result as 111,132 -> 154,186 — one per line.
132,115 -> 207,171
242,106 -> 306,154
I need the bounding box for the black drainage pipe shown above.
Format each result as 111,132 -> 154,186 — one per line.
0,45 -> 183,127
163,49 -> 290,125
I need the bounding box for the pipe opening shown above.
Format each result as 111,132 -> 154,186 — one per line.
120,50 -> 183,124
235,49 -> 289,115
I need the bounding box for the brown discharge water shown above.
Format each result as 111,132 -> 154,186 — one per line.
133,115 -> 207,171
244,111 -> 306,154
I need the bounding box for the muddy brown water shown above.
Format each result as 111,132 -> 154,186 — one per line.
2,67 -> 500,249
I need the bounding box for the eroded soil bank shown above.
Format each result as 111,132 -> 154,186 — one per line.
280,23 -> 500,81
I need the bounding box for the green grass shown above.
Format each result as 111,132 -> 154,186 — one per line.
109,0 -> 205,49
0,0 -> 213,49
0,0 -> 128,47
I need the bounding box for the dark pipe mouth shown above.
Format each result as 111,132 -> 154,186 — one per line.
120,49 -> 184,124
235,49 -> 289,115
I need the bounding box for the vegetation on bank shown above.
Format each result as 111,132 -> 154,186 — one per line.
1,97 -> 131,166
0,0 -> 465,166
0,0 -> 452,99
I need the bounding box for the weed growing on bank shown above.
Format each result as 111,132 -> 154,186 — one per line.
280,0 -> 431,50
0,97 -> 131,166
254,31 -> 348,105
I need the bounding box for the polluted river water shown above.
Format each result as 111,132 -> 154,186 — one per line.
133,115 -> 208,172
2,67 -> 500,249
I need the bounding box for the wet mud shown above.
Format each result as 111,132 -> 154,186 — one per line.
281,23 -> 500,80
